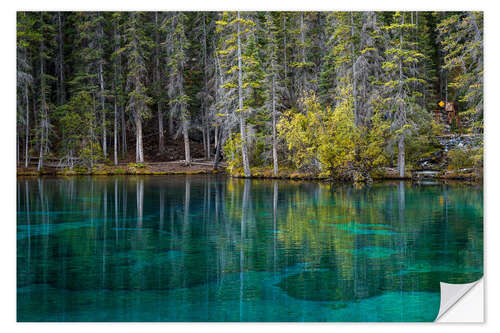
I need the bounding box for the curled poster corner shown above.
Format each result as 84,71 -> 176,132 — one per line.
435,278 -> 484,322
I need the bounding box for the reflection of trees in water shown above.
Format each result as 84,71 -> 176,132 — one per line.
273,181 -> 278,274
136,178 -> 143,227
17,177 -> 483,297
240,179 -> 250,320
114,178 -> 118,242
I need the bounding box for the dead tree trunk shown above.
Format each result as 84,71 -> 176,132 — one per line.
237,12 -> 251,177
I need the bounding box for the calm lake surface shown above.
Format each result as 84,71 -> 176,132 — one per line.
17,176 -> 483,322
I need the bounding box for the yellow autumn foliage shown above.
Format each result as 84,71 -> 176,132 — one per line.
278,88 -> 389,179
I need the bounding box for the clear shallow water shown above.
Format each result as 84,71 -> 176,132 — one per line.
17,176 -> 483,322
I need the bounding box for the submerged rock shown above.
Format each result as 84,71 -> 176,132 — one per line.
276,270 -> 483,302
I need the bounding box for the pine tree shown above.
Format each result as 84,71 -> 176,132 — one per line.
353,11 -> 386,125
70,13 -> 108,158
124,12 -> 152,163
54,12 -> 66,106
264,12 -> 285,175
289,12 -> 315,112
382,11 -> 426,177
96,13 -> 108,159
36,12 -> 55,171
327,12 -> 360,123
216,11 -> 260,177
166,12 -> 191,165
17,12 -> 36,168
192,12 -> 217,159
110,12 -> 124,165
438,11 -> 483,132
57,91 -> 101,169
411,12 -> 437,110
153,12 -> 167,153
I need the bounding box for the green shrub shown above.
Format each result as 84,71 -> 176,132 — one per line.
128,163 -> 146,169
73,166 -> 88,174
223,133 -> 243,174
103,158 -> 115,166
278,89 -> 388,179
471,147 -> 483,168
447,147 -> 482,170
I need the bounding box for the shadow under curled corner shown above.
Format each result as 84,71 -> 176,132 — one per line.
435,278 -> 484,322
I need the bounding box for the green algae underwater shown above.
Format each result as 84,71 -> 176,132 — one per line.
16,175 -> 483,321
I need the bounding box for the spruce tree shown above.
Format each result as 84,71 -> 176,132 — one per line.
382,11 -> 426,177
216,11 -> 259,177
17,12 -> 36,168
124,11 -> 152,163
36,12 -> 55,171
438,11 -> 483,132
167,12 -> 191,165
264,12 -> 284,175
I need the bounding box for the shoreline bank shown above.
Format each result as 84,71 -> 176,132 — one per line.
16,165 -> 482,183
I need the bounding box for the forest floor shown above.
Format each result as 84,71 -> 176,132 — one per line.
17,136 -> 226,176
17,159 -> 225,176
16,134 -> 482,182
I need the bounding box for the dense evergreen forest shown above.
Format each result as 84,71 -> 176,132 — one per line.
16,11 -> 483,181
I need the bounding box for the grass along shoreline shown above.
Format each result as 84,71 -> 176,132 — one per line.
16,162 -> 482,182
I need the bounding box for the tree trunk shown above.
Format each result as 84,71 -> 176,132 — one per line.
56,12 -> 65,106
97,15 -> 107,158
271,57 -> 278,176
158,103 -> 165,152
202,13 -> 210,160
113,97 -> 118,165
202,127 -> 207,158
398,133 -> 405,177
183,118 -> 191,165
136,114 -> 144,163
351,12 -> 359,127
213,126 -> 223,170
237,12 -> 251,177
38,14 -> 46,172
90,95 -> 96,169
155,12 -> 165,154
24,84 -> 29,168
397,14 -> 406,178
214,126 -> 218,151
99,61 -> 106,158
115,18 -> 126,160
121,104 -> 126,158
206,124 -> 210,159
113,18 -> 119,165
169,109 -> 175,137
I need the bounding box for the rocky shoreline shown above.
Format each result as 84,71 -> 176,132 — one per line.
17,164 -> 482,183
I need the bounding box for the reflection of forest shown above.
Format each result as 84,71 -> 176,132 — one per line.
17,176 -> 483,306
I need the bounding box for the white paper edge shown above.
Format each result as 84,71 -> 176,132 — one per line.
435,278 -> 484,322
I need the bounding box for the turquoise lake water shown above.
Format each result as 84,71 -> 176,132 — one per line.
17,176 -> 483,322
